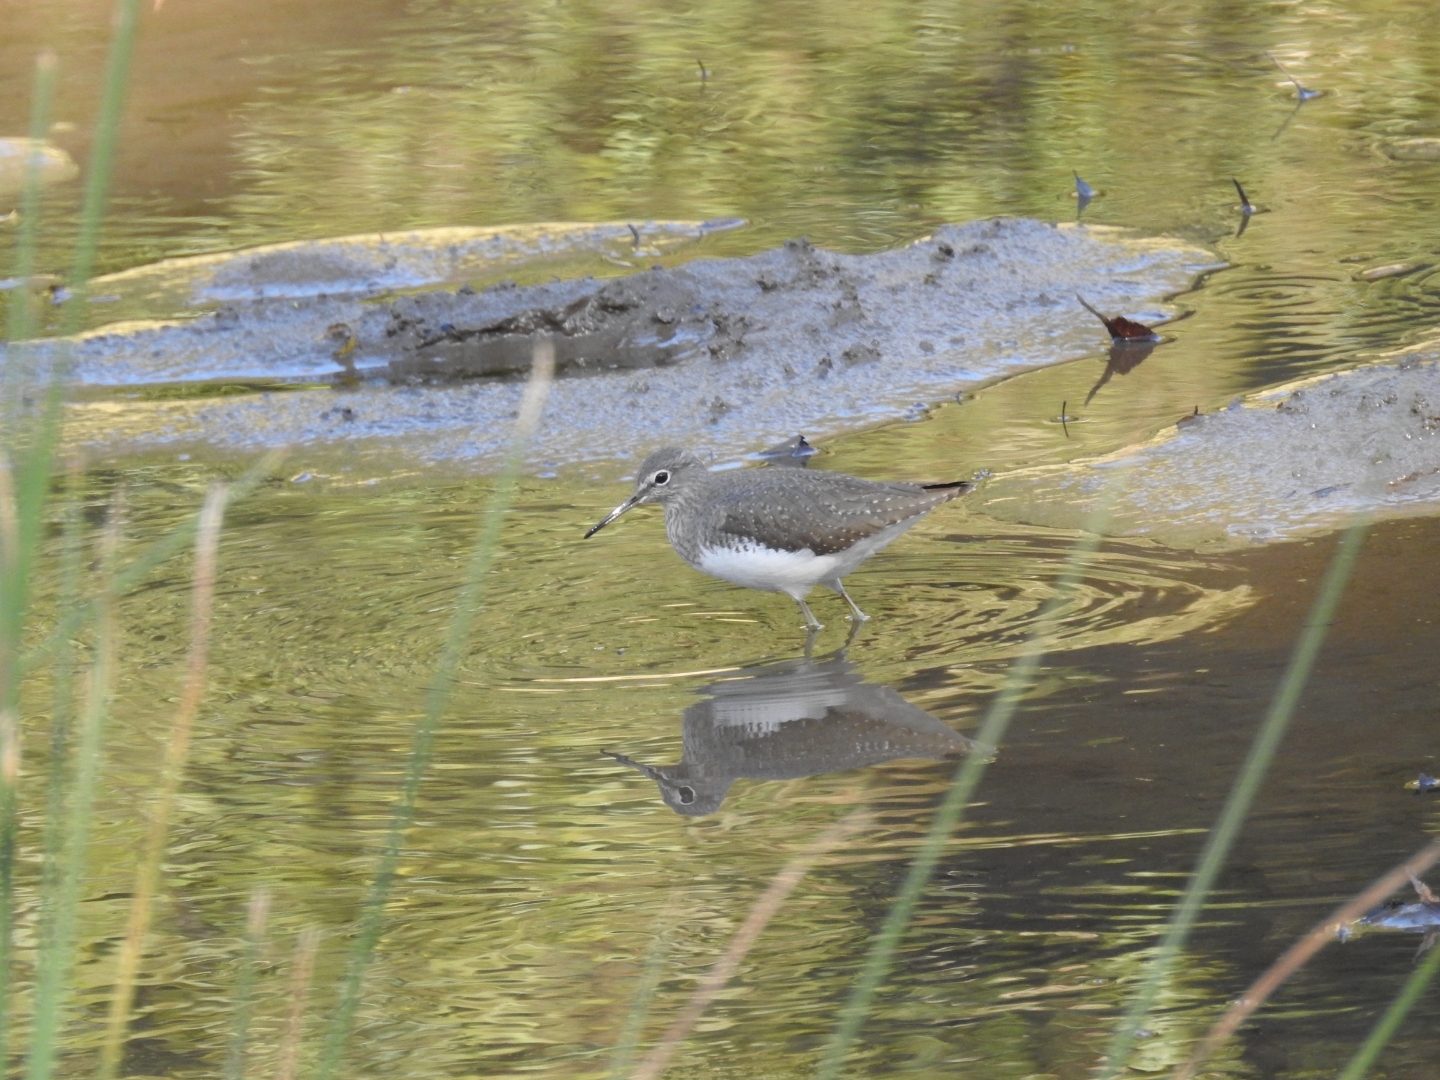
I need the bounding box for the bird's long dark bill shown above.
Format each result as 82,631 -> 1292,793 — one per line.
584,493 -> 643,539
601,749 -> 662,779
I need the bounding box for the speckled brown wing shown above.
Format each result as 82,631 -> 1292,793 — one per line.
705,469 -> 970,555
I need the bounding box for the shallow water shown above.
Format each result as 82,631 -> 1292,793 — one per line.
6,1 -> 1440,1078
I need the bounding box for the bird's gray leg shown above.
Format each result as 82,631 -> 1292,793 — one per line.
794,595 -> 824,632
830,579 -> 869,623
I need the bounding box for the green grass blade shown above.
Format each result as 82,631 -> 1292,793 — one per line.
24,498 -> 125,1080
1335,942 -> 1440,1080
12,0 -> 141,655
4,49 -> 57,352
1098,521 -> 1368,1079
312,341 -> 555,1080
36,463 -> 88,960
609,914 -> 677,1080
815,516 -> 1114,1080
1,52 -> 60,1062
5,6 -> 142,1048
59,0 -> 142,323
6,0 -> 142,731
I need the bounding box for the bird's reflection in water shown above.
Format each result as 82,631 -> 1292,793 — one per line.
604,651 -> 976,816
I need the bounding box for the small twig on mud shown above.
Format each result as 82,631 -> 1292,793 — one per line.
1173,839 -> 1440,1080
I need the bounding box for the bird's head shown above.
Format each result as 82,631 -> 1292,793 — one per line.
584,447 -> 706,538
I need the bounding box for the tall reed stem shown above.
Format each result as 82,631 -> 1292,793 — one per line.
37,461 -> 87,955
274,930 -> 321,1080
1099,522 -> 1367,1078
96,485 -> 228,1080
0,50 -> 61,1067
816,510 -> 1115,1080
24,495 -> 125,1080
3,50 -> 57,352
224,888 -> 272,1080
313,340 -> 555,1080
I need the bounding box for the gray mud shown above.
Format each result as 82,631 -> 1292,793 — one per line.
46,218 -> 1211,472
981,341 -> 1440,549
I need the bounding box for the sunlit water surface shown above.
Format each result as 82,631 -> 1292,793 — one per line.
5,1 -> 1440,1078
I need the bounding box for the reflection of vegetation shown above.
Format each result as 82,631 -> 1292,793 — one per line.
215,0 -> 1440,258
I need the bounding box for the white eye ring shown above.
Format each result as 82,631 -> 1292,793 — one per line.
654,470 -> 671,485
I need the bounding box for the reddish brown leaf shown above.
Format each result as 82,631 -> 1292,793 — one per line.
1076,294 -> 1160,341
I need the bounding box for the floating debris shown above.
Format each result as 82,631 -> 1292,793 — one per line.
1265,51 -> 1321,100
1232,179 -> 1256,216
1076,293 -> 1161,342
1343,871 -> 1440,958
1232,178 -> 1257,237
1057,400 -> 1077,438
1074,171 -> 1095,216
326,322 -> 357,361
1405,773 -> 1439,793
1357,262 -> 1425,282
755,434 -> 818,467
1382,137 -> 1440,162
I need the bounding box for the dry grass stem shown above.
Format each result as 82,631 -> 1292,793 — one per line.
96,484 -> 229,1080
0,451 -> 17,578
274,929 -> 321,1080
0,452 -> 20,784
1173,839 -> 1440,1080
628,810 -> 871,1080
246,885 -> 272,942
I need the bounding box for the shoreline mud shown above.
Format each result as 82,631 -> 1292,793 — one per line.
980,343 -> 1440,548
42,217 -> 1210,473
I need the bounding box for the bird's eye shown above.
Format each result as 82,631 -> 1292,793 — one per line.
654,470 -> 671,486
678,786 -> 696,804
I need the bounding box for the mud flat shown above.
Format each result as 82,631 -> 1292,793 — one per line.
23,217 -> 1210,472
981,342 -> 1440,549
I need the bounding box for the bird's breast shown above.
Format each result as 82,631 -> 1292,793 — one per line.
694,542 -> 841,594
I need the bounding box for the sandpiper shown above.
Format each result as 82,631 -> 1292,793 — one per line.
584,447 -> 972,630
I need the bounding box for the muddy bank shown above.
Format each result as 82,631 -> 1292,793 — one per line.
981,342 -> 1440,548
41,218 -> 1209,471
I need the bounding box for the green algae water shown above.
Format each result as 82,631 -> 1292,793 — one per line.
5,1 -> 1440,1077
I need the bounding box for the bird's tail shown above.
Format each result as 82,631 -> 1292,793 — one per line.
922,479 -> 974,501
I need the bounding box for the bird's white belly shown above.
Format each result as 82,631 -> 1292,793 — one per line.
696,543 -> 841,598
